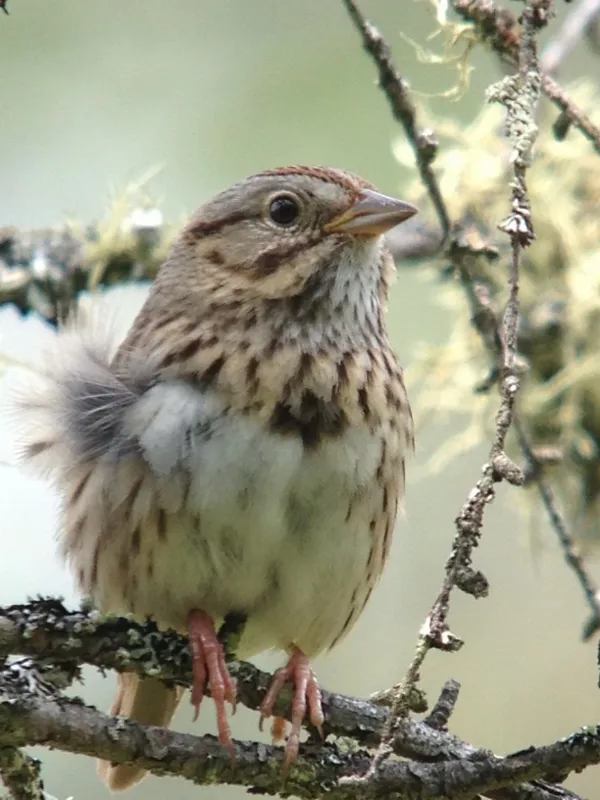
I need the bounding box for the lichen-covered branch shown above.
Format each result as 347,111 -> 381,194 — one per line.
0,747 -> 45,800
0,208 -> 172,325
452,0 -> 600,152
2,681 -> 596,800
0,601 -> 593,800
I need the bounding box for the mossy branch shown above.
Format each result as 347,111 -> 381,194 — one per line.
0,208 -> 172,326
0,599 -> 595,800
452,0 -> 600,153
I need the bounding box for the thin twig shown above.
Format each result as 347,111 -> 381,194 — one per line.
423,679 -> 461,730
514,415 -> 600,641
341,0 -> 451,241
540,0 -> 600,73
339,0 -> 545,785
452,0 -> 600,153
445,1 -> 600,640
541,72 -> 600,149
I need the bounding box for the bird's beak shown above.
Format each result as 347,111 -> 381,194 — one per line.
324,189 -> 418,237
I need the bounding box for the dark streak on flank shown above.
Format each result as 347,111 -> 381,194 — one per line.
246,356 -> 259,393
128,477 -> 143,509
91,542 -> 100,587
264,337 -> 282,358
176,337 -> 204,362
386,382 -> 404,412
376,443 -> 386,481
159,351 -> 176,369
337,356 -> 349,386
297,351 -> 312,381
70,516 -> 85,548
196,355 -> 225,388
243,311 -> 258,332
157,509 -> 167,542
153,310 -> 183,331
270,389 -> 348,449
358,386 -> 370,419
345,499 -> 354,523
131,526 -> 141,556
383,513 -> 394,558
332,587 -> 358,648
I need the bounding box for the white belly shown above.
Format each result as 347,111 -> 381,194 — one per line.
69,384 -> 388,658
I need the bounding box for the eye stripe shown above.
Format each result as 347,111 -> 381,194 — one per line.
186,211 -> 260,240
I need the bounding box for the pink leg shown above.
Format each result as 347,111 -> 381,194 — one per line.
259,648 -> 324,770
187,609 -> 237,753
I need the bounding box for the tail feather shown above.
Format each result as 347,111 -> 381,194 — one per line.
15,322 -> 153,480
97,673 -> 185,791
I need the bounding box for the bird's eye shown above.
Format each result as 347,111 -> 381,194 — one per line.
268,194 -> 300,226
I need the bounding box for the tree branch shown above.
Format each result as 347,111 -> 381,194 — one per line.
515,416 -> 600,641
451,0 -> 600,153
0,209 -> 168,325
0,601 -> 593,800
2,680 -> 596,800
0,747 -> 45,800
341,0 -> 451,241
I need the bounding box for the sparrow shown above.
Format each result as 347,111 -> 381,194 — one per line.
19,165 -> 417,789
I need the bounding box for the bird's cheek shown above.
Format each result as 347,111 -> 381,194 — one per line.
254,240 -> 339,300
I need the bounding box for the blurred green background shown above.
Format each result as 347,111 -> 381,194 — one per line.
1,1 -> 598,798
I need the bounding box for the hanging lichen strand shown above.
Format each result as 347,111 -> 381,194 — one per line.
397,82 -> 600,547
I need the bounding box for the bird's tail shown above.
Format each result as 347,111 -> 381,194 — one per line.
14,320 -> 153,480
97,673 -> 185,791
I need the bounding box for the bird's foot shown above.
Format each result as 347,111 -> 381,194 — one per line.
259,647 -> 324,770
187,609 -> 237,752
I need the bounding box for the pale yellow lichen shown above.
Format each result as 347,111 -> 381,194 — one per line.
398,82 -> 600,546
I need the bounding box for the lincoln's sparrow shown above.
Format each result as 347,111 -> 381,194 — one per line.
20,166 -> 417,789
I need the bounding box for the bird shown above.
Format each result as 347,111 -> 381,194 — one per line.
18,165 -> 417,790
